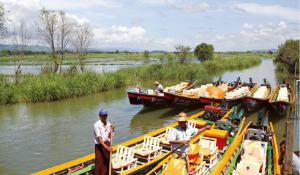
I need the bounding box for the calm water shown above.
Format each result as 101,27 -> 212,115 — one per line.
0,58 -> 298,175
0,57 -> 156,74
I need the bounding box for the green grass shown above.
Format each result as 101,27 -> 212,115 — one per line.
0,53 -> 262,104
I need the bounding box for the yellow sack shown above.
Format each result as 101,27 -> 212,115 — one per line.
188,144 -> 203,164
162,158 -> 186,175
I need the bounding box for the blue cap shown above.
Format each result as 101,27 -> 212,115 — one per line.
99,109 -> 108,116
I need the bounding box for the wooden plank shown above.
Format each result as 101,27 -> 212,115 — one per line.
284,119 -> 294,175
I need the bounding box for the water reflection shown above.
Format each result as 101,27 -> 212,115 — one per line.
0,58 -> 156,75
129,106 -> 204,135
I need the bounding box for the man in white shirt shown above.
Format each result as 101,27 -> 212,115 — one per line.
169,112 -> 210,173
154,81 -> 164,94
94,109 -> 115,175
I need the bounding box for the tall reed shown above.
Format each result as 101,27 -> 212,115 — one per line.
0,55 -> 261,104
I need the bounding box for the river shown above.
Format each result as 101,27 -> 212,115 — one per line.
0,57 -> 298,175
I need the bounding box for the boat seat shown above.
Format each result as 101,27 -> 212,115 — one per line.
111,146 -> 138,173
198,136 -> 218,168
157,127 -> 173,145
187,120 -> 197,129
133,136 -> 162,162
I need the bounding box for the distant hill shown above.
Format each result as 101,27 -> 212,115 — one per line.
1,44 -> 275,53
0,44 -> 50,52
247,49 -> 278,53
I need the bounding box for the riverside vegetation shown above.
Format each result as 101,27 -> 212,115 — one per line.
0,52 -> 265,105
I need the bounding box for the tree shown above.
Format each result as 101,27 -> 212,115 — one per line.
56,11 -> 74,74
175,44 -> 193,64
72,23 -> 94,72
143,50 -> 150,59
11,21 -> 32,83
18,20 -> 31,58
194,43 -> 214,62
275,39 -> 299,73
36,8 -> 58,72
0,2 -> 8,36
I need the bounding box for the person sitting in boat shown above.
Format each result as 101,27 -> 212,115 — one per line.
278,140 -> 300,175
154,81 -> 164,94
169,112 -> 211,173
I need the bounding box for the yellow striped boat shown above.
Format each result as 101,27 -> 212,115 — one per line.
32,110 -> 208,175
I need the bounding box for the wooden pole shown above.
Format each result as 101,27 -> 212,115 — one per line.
284,106 -> 294,175
109,128 -> 113,175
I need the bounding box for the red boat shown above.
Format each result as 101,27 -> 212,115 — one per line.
127,81 -> 195,107
127,91 -> 143,105
199,78 -> 256,107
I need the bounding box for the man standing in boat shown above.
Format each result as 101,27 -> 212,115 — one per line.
169,112 -> 210,173
93,109 -> 115,175
154,81 -> 163,94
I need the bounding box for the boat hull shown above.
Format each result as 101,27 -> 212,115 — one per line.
164,92 -> 204,106
138,93 -> 173,107
127,92 -> 143,105
269,83 -> 296,116
244,97 -> 269,111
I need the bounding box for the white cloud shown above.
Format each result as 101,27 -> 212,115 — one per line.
235,3 -> 299,21
0,0 -> 299,52
215,34 -> 226,41
94,26 -> 146,45
39,0 -> 121,9
169,1 -> 210,13
243,23 -> 253,29
181,2 -> 210,13
138,0 -> 168,5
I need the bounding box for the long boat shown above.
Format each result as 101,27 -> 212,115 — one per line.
143,107 -> 247,175
210,112 -> 281,175
199,78 -> 257,107
243,78 -> 273,111
127,81 -> 196,107
163,78 -> 240,106
32,106 -> 242,175
32,110 -> 211,175
269,81 -> 296,116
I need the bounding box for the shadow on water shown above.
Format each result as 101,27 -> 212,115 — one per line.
129,105 -> 204,135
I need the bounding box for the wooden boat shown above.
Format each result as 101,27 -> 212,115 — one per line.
243,78 -> 273,111
32,106 -> 242,175
127,91 -> 143,105
143,107 -> 247,175
199,78 -> 257,107
210,111 -> 281,175
269,81 -> 296,116
163,78 -> 238,106
127,81 -> 196,107
31,110 -> 207,175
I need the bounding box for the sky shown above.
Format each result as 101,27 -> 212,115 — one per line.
1,0 -> 299,52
